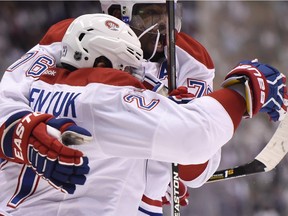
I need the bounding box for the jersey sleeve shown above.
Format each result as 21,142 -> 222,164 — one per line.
180,150 -> 221,188
0,48 -> 57,126
88,86 -> 243,164
174,32 -> 215,96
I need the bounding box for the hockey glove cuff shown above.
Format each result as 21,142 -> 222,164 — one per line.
222,59 -> 288,121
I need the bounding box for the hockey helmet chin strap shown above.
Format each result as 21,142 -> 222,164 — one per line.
137,23 -> 161,61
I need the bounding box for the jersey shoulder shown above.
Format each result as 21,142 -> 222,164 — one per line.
176,32 -> 214,70
40,67 -> 146,89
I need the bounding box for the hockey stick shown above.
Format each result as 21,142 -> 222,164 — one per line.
208,113 -> 288,183
166,0 -> 177,91
166,0 -> 180,215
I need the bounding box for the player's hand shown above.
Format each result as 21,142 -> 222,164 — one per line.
0,111 -> 92,194
162,179 -> 190,206
168,86 -> 196,104
222,59 -> 288,121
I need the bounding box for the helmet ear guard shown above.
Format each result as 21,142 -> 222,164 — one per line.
93,56 -> 113,68
60,13 -> 143,72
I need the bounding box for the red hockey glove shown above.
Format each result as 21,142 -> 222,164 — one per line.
152,81 -> 195,104
162,179 -> 190,206
222,59 -> 288,121
0,111 -> 92,194
168,86 -> 196,104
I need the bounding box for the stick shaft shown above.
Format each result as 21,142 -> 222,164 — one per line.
167,0 -> 177,91
166,0 -> 180,215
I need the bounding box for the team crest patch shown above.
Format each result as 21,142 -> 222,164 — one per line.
105,20 -> 119,31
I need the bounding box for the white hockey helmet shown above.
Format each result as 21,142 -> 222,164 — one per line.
100,0 -> 182,32
61,13 -> 143,71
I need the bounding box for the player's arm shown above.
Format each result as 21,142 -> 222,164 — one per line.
0,18 -> 91,195
173,59 -> 287,188
67,61 -> 285,164
30,61 -> 286,165
148,61 -> 284,163
0,41 -> 60,126
0,50 -> 92,194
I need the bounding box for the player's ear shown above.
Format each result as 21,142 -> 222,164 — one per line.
93,56 -> 113,68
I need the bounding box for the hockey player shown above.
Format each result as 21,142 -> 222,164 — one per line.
99,1 -> 218,213
0,13 -> 287,216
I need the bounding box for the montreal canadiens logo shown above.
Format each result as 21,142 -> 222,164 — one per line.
105,20 -> 119,31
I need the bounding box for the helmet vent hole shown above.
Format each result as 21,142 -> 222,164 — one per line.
79,33 -> 86,41
83,48 -> 88,53
128,31 -> 133,36
87,28 -> 94,31
127,47 -> 134,55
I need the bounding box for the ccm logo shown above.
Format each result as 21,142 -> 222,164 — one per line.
235,65 -> 266,104
247,66 -> 266,105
